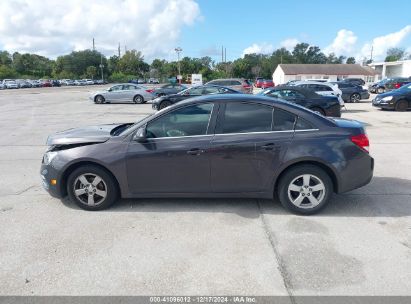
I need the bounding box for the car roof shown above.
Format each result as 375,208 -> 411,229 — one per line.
292,81 -> 336,88
266,86 -> 322,98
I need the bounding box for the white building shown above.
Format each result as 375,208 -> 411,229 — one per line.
272,64 -> 379,85
368,60 -> 411,80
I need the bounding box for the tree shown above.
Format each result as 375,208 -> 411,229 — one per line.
53,50 -> 106,79
292,43 -> 327,64
118,50 -> 146,76
0,51 -> 12,66
86,66 -> 97,79
346,57 -> 356,64
385,48 -> 405,62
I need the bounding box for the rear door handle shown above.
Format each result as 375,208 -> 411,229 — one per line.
261,143 -> 278,151
187,148 -> 204,155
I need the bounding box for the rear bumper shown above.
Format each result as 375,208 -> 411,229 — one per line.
337,154 -> 374,193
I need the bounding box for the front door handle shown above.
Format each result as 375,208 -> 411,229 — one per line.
187,148 -> 204,155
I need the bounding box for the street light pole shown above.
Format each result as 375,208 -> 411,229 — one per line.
175,47 -> 182,83
99,54 -> 104,82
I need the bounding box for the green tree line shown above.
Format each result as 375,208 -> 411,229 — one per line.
1,44 -> 407,83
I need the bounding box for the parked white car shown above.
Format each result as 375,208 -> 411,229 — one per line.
83,79 -> 94,85
89,83 -> 155,104
290,81 -> 345,106
2,79 -> 18,89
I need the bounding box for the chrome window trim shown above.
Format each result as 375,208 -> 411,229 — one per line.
146,129 -> 319,141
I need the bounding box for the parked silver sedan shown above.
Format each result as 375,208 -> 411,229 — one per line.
89,83 -> 155,104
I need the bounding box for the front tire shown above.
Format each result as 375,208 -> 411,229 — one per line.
94,95 -> 105,104
277,165 -> 333,215
377,87 -> 384,94
133,94 -> 144,104
395,100 -> 408,112
67,165 -> 118,211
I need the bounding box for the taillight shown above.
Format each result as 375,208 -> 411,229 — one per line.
146,89 -> 154,93
394,83 -> 401,89
350,134 -> 369,153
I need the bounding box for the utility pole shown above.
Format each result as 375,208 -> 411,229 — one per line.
118,42 -> 121,57
224,48 -> 226,63
99,54 -> 104,82
221,45 -> 224,63
370,45 -> 374,62
175,47 -> 182,84
92,38 -> 95,51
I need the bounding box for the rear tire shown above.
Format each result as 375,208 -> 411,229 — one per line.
277,165 -> 333,215
67,165 -> 118,211
159,100 -> 171,110
133,94 -> 144,104
377,87 -> 384,94
94,95 -> 105,104
395,100 -> 408,111
350,93 -> 361,103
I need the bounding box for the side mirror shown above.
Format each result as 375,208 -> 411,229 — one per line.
133,126 -> 148,143
107,88 -> 112,92
183,91 -> 190,96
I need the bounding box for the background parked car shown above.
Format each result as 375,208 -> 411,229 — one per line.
254,78 -> 264,88
369,78 -> 411,94
90,83 -> 155,104
148,78 -> 160,84
331,81 -> 369,103
2,79 -> 18,89
205,78 -> 252,94
51,80 -> 61,87
83,79 -> 94,85
40,79 -> 52,87
290,81 -> 344,106
261,79 -> 275,89
0,82 -> 5,90
152,85 -> 240,110
342,78 -> 365,86
16,79 -> 32,88
153,84 -> 187,97
259,86 -> 341,117
74,80 -> 86,86
372,83 -> 411,111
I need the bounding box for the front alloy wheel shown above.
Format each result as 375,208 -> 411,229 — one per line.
67,165 -> 118,210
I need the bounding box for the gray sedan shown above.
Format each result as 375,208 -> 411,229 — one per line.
90,84 -> 155,104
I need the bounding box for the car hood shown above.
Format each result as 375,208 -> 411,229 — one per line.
377,90 -> 403,98
46,124 -> 124,145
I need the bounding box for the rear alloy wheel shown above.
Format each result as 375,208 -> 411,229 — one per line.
95,95 -> 105,104
310,107 -> 326,116
67,165 -> 118,211
395,100 -> 408,112
350,93 -> 361,103
159,100 -> 171,110
278,165 -> 333,215
377,87 -> 384,94
133,94 -> 144,104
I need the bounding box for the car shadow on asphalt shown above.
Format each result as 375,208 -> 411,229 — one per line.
60,176 -> 411,218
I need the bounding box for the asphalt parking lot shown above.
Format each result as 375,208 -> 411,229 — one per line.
0,86 -> 410,296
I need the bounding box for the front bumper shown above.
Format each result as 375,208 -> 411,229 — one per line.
372,99 -> 395,109
40,163 -> 64,198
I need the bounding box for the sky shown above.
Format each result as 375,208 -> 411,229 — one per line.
0,0 -> 410,63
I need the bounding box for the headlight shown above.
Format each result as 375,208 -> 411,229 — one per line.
43,151 -> 58,165
382,96 -> 393,101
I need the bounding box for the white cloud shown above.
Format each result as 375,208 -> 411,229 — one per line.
360,25 -> 411,60
279,38 -> 299,51
0,0 -> 201,60
324,29 -> 357,55
242,43 -> 274,56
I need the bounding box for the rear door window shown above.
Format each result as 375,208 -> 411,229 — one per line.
272,108 -> 296,131
219,102 -> 273,134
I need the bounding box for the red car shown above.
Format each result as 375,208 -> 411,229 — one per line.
254,78 -> 264,88
261,79 -> 275,89
40,80 -> 52,87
